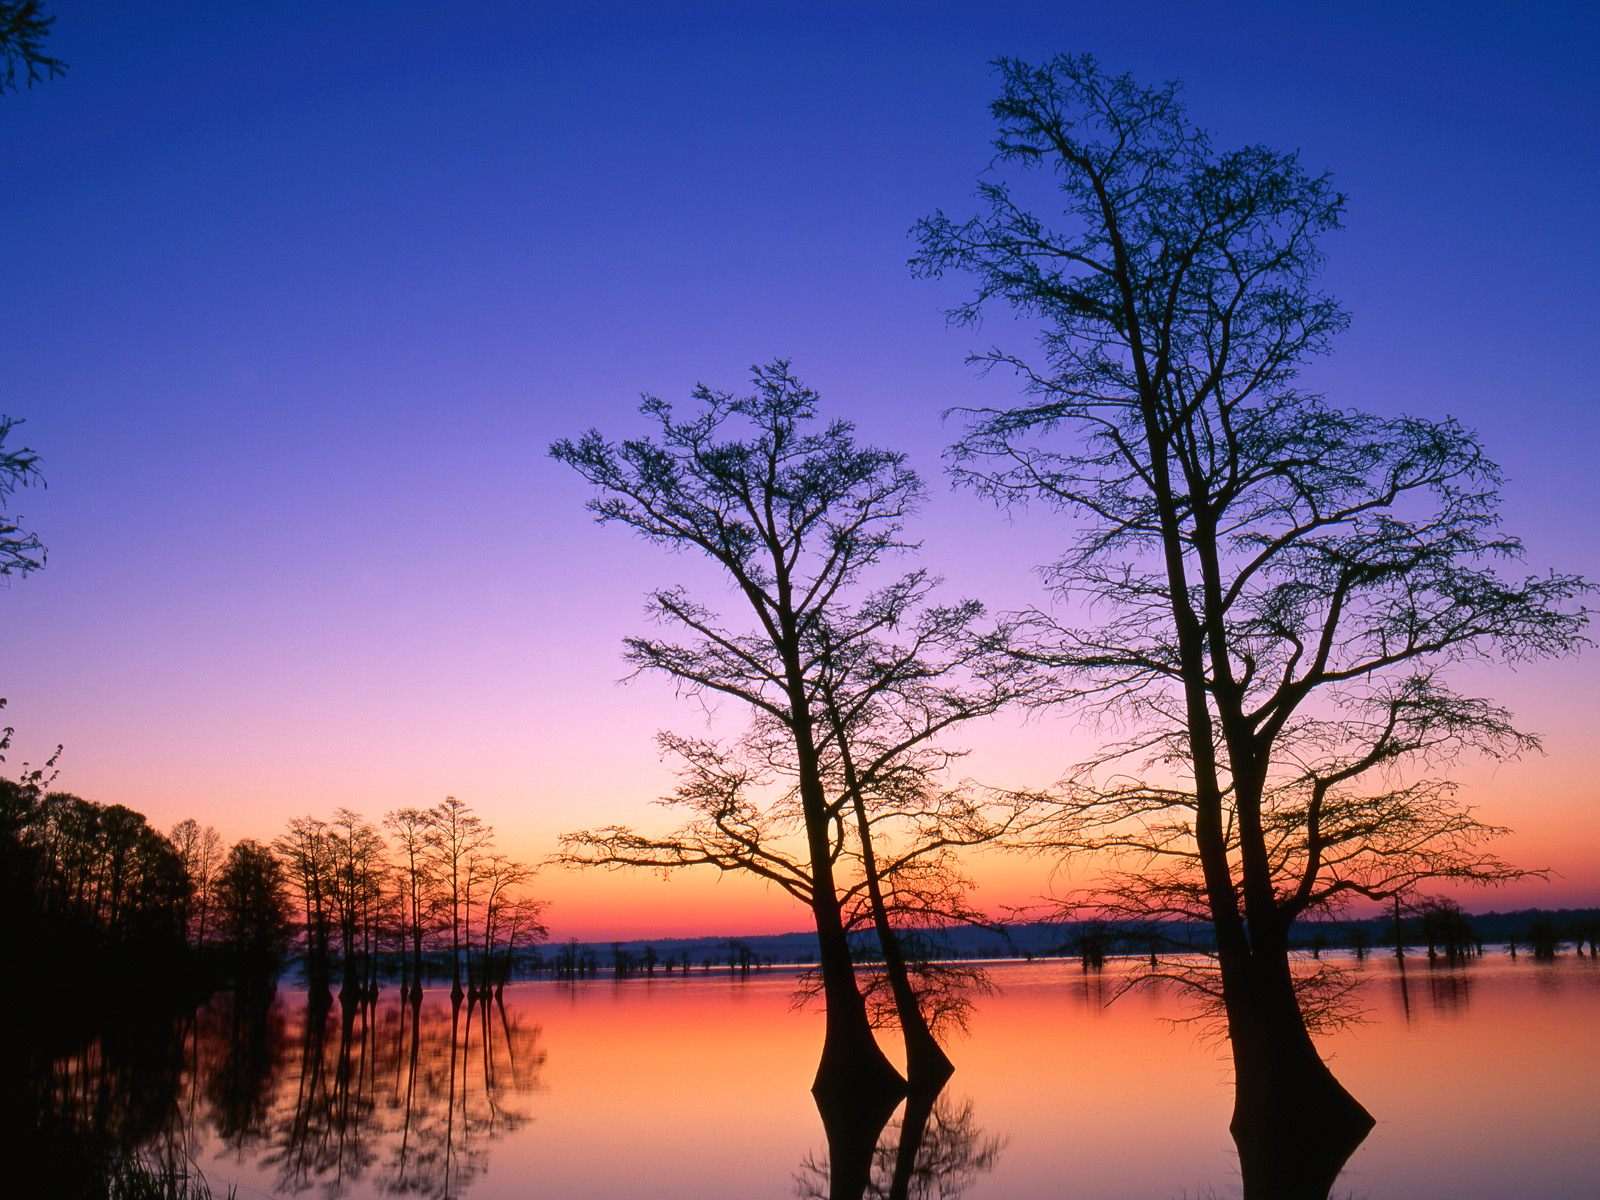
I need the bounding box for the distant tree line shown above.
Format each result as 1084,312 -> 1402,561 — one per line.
0,759 -> 550,1010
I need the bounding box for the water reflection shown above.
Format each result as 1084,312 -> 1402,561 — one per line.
1425,965 -> 1474,1015
797,1088 -> 1005,1200
19,988 -> 544,1199
1388,954 -> 1482,1022
206,983 -> 283,1146
6,1001 -> 192,1197
15,955 -> 1600,1199
232,992 -> 546,1198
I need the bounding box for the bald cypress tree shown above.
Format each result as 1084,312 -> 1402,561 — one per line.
915,53 -> 1589,1194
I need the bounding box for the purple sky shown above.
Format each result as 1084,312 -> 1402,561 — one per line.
4,2 -> 1596,936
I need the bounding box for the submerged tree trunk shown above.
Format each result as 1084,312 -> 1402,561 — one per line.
791,670 -> 906,1105
808,876 -> 906,1106
1214,771 -> 1373,1194
847,787 -> 953,1088
1222,943 -> 1373,1199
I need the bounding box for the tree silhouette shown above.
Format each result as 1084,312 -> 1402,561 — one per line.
1417,898 -> 1477,965
384,806 -> 438,999
808,593 -> 1035,1083
275,815 -> 336,993
0,414 -> 44,577
474,853 -> 537,993
170,817 -> 223,951
554,362 -> 936,1103
423,795 -> 490,1000
327,807 -> 387,999
914,52 -> 1589,1193
0,784 -> 191,991
0,1 -> 65,93
215,839 -> 292,978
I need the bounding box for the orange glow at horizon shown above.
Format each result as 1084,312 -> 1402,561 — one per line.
12,650 -> 1592,944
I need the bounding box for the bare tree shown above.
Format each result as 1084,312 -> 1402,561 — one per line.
274,816 -> 335,993
496,894 -> 549,993
553,362 -> 924,1103
808,598 -> 1036,1083
913,53 -> 1589,1190
424,796 -> 489,1000
385,806 -> 437,998
326,807 -> 387,999
558,369 -> 1036,1088
473,854 -> 532,992
170,817 -> 223,950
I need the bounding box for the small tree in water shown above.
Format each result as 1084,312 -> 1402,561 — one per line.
914,53 -> 1589,1194
1418,899 -> 1477,965
1525,919 -> 1561,961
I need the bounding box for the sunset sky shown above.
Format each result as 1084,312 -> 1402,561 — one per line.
4,2 -> 1596,939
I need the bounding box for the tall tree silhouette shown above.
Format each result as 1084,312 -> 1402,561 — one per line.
914,53 -> 1589,1194
215,839 -> 292,978
424,795 -> 489,1000
808,600 -> 1033,1083
384,806 -> 436,998
275,816 -> 336,993
170,817 -> 223,951
327,807 -> 387,999
554,362 -> 934,1103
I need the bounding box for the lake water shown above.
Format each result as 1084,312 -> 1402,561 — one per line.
27,952 -> 1600,1198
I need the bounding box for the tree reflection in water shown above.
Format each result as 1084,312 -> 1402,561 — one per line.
5,1001 -> 193,1197
796,1087 -> 1005,1200
248,991 -> 545,1198
23,988 -> 545,1200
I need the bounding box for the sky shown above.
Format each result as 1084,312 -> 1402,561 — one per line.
3,1 -> 1596,939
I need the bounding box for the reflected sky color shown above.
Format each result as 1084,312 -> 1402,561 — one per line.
2,2 -> 1596,938
47,953 -> 1599,1199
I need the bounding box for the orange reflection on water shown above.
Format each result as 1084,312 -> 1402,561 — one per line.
51,951 -> 1597,1199
1328,954 -> 1600,1198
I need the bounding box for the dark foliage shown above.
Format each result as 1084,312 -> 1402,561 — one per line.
214,840 -> 293,979
0,1 -> 64,92
0,779 -> 196,1000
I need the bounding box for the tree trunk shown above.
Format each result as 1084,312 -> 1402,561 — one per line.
787,675 -> 905,1105
849,793 -> 953,1088
411,900 -> 424,998
809,885 -> 906,1105
1222,946 -> 1373,1200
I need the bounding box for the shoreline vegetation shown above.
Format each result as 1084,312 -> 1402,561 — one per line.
269,905 -> 1600,988
5,765 -> 1593,1012
6,756 -> 1591,1035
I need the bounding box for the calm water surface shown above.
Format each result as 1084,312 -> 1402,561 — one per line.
35,953 -> 1600,1198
